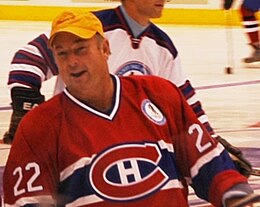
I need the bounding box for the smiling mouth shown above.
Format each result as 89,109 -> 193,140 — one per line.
71,71 -> 86,78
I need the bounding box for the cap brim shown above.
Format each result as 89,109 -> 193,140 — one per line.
49,27 -> 97,47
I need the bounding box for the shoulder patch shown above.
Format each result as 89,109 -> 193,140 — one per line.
141,99 -> 166,125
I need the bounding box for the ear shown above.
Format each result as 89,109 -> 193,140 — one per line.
102,39 -> 111,59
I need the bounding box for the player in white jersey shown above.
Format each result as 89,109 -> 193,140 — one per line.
3,10 -> 260,207
3,0 -> 214,141
1,0 -> 252,176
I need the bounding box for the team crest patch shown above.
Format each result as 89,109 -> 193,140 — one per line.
141,99 -> 166,125
89,142 -> 170,202
115,61 -> 152,76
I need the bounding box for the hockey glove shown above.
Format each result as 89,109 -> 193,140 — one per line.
2,87 -> 45,144
227,193 -> 260,207
215,136 -> 252,177
224,0 -> 234,10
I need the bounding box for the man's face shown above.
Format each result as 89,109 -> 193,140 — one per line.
52,32 -> 109,99
134,0 -> 166,19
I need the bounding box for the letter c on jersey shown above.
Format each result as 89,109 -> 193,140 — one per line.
89,143 -> 168,202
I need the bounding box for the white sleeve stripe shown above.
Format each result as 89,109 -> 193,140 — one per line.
5,195 -> 55,207
158,140 -> 174,152
198,115 -> 209,124
60,156 -> 96,182
10,64 -> 46,81
19,45 -> 43,58
190,143 -> 225,178
245,27 -> 259,33
186,95 -> 198,105
242,20 -> 259,26
161,179 -> 184,190
8,83 -> 31,90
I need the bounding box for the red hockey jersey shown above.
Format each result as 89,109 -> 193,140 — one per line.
3,75 -> 247,207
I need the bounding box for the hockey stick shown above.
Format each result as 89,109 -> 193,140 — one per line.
230,153 -> 260,177
224,9 -> 235,74
216,136 -> 260,177
231,153 -> 260,177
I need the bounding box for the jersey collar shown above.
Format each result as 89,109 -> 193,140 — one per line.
63,75 -> 120,120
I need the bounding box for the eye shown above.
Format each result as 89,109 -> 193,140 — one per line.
75,46 -> 88,55
56,50 -> 67,58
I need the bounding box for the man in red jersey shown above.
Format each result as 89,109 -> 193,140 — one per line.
2,0 -> 253,179
3,10 -> 259,207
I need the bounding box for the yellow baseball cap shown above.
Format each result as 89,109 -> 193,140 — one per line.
49,10 -> 105,46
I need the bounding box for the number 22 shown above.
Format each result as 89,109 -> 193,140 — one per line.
13,162 -> 43,196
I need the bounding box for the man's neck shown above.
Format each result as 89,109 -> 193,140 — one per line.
120,4 -> 150,26
120,5 -> 149,38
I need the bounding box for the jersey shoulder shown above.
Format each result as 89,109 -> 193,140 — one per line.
122,75 -> 182,100
147,23 -> 178,58
93,7 -> 123,32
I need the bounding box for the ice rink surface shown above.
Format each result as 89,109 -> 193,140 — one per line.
0,20 -> 259,206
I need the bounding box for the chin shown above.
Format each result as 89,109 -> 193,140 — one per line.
152,11 -> 163,18
152,14 -> 163,19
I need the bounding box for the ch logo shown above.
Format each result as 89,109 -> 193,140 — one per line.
89,143 -> 168,202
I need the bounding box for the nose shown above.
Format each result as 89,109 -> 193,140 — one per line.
68,54 -> 79,68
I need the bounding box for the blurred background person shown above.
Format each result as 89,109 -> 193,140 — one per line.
224,0 -> 260,63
